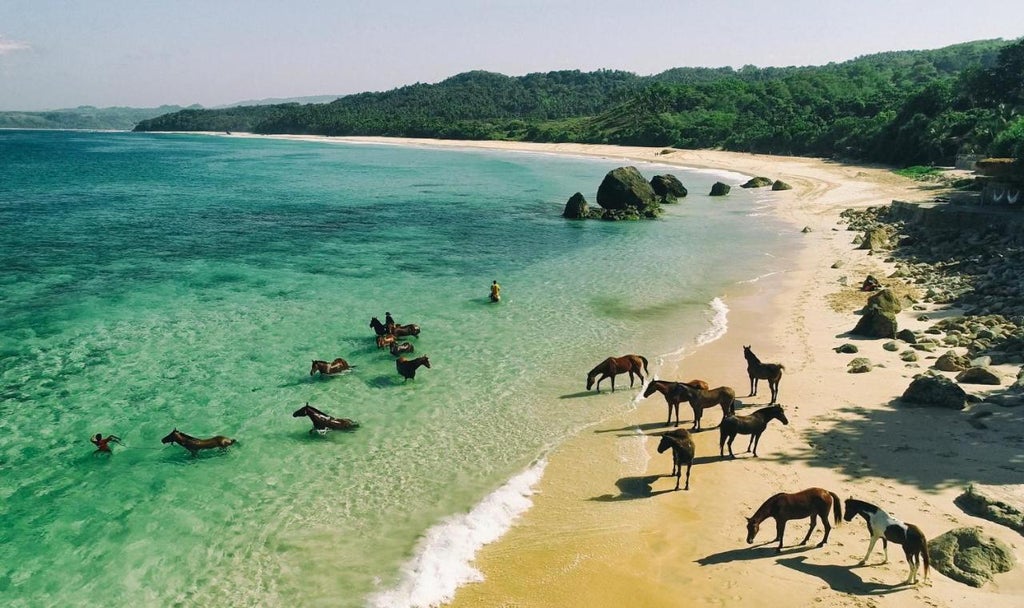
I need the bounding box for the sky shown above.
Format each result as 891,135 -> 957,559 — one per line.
1,1 -> 1022,111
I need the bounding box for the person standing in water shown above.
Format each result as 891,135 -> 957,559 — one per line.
489,280 -> 501,302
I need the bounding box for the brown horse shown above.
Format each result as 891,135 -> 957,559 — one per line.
745,487 -> 842,553
161,429 -> 236,456
843,498 -> 929,585
389,341 -> 414,356
292,403 -> 359,434
396,355 -> 430,381
376,333 -> 397,349
310,358 -> 354,376
370,317 -> 420,338
586,354 -> 649,393
719,404 -> 789,458
656,429 -> 695,491
643,379 -> 711,426
669,383 -> 736,430
743,345 -> 784,404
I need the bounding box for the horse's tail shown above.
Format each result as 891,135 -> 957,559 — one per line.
640,355 -> 649,376
829,491 -> 842,524
908,524 -> 929,579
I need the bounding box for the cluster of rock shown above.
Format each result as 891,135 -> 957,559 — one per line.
562,167 -> 793,220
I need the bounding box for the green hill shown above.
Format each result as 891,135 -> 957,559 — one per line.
0,105 -> 193,130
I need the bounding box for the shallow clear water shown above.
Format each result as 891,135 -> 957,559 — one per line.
0,131 -> 792,607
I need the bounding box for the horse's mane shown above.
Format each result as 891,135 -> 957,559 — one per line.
846,497 -> 880,514
752,492 -> 787,520
587,358 -> 611,378
174,430 -> 198,441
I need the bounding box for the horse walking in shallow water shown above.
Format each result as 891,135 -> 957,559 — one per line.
743,345 -> 784,403
396,355 -> 430,381
310,358 -> 354,376
389,341 -> 414,356
370,317 -> 420,338
844,498 -> 930,585
719,404 -> 789,458
586,354 -> 648,393
292,403 -> 359,434
745,487 -> 842,553
643,379 -> 710,426
669,382 -> 736,430
655,429 -> 695,491
161,429 -> 236,456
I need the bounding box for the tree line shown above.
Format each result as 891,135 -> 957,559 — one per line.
134,38 -> 1024,167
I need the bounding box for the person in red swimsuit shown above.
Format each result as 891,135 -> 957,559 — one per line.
91,433 -> 122,453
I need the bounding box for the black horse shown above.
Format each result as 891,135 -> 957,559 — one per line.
656,429 -> 695,491
743,345 -> 784,403
370,317 -> 420,338
292,403 -> 359,434
719,404 -> 789,458
396,355 -> 430,381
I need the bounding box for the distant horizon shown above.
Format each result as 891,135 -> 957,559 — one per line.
2,1 -> 1022,112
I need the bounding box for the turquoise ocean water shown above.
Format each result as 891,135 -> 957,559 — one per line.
0,131 -> 794,607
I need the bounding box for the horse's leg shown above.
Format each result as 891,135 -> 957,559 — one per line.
818,513 -> 832,547
903,546 -> 917,584
748,374 -> 756,397
719,428 -> 727,457
881,537 -> 889,563
673,459 -> 681,491
859,535 -> 880,565
800,513 -> 818,545
774,519 -> 786,553
749,431 -> 760,456
683,460 -> 691,490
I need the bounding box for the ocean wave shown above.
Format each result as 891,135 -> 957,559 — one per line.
695,297 -> 729,347
366,459 -> 547,608
737,270 -> 781,285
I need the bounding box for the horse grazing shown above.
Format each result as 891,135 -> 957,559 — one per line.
376,333 -> 397,349
396,355 -> 430,381
389,341 -> 414,356
719,404 -> 789,458
669,383 -> 736,430
310,358 -> 354,376
586,354 -> 649,393
292,402 -> 359,434
161,429 -> 236,456
656,429 -> 695,491
643,379 -> 711,426
743,345 -> 785,404
745,487 -> 842,553
370,317 -> 420,338
844,498 -> 929,585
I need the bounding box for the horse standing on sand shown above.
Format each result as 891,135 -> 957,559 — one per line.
669,382 -> 736,430
655,429 -> 695,491
743,345 -> 784,404
396,355 -> 430,381
844,498 -> 930,585
719,404 -> 789,458
586,354 -> 648,393
292,403 -> 359,434
161,429 -> 236,456
745,487 -> 842,553
310,358 -> 354,376
643,379 -> 710,426
370,317 -> 420,338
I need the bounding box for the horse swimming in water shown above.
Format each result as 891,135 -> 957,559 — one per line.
745,487 -> 842,553
161,429 -> 236,456
370,316 -> 420,338
643,379 -> 710,426
292,402 -> 359,434
669,382 -> 736,430
843,498 -> 930,585
389,341 -> 414,356
743,345 -> 785,404
586,354 -> 648,393
396,355 -> 430,381
655,429 -> 695,491
310,358 -> 354,376
719,404 -> 789,458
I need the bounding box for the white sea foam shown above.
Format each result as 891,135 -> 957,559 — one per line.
695,296 -> 729,347
366,459 -> 547,608
738,270 -> 781,285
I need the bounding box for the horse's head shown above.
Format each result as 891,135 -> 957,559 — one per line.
775,406 -> 790,425
642,382 -> 659,398
420,356 -> 430,368
310,360 -> 321,376
370,317 -> 379,327
745,516 -> 760,544
842,498 -> 858,522
586,372 -> 596,391
161,429 -> 180,444
293,403 -> 311,418
656,434 -> 673,454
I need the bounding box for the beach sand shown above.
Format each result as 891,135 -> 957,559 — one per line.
235,134 -> 1024,606
329,140 -> 1024,608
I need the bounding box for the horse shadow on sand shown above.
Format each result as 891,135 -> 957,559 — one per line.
696,541 -> 817,566
775,556 -> 906,595
589,475 -> 677,501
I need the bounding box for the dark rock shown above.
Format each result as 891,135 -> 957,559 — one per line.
741,176 -> 773,188
650,174 -> 687,199
900,373 -> 967,409
851,308 -> 897,339
562,192 -> 590,219
771,180 -> 792,191
801,226 -> 812,233
865,288 -> 902,315
834,343 -> 859,354
956,367 -> 1002,385
954,484 -> 1024,536
848,358 -> 872,373
597,167 -> 657,211
709,182 -> 731,196
928,527 -> 1014,587
896,329 -> 917,344
883,341 -> 900,352
935,351 -> 970,372
860,226 -> 895,251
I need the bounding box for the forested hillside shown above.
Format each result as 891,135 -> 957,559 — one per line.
0,105 -> 189,130
134,38 -> 1024,166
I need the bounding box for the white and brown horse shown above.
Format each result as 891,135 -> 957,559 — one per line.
843,498 -> 929,585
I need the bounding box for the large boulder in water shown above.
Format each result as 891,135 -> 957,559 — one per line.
562,192 -> 590,219
929,527 -> 1015,587
709,181 -> 731,196
772,180 -> 793,191
650,174 -> 687,202
900,372 -> 967,409
741,176 -> 773,188
597,167 -> 657,211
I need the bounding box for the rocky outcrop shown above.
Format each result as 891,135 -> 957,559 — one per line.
935,351 -> 970,372
929,527 -> 1015,587
860,225 -> 896,251
847,358 -> 873,373
956,367 -> 1002,385
955,484 -> 1024,536
771,180 -> 792,191
650,174 -> 687,203
851,307 -> 897,339
709,182 -> 731,196
595,166 -> 662,219
900,372 -> 967,409
562,192 -> 592,219
741,176 -> 773,188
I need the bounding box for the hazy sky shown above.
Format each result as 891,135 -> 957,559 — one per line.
1,1 -> 1021,111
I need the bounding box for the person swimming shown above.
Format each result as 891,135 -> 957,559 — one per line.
91,433 -> 122,454
489,280 -> 501,302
